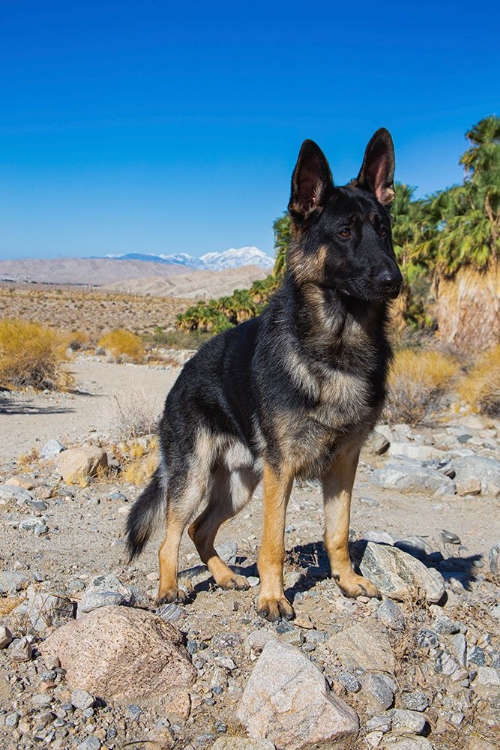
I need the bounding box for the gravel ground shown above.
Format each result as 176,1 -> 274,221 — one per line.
1,359 -> 499,749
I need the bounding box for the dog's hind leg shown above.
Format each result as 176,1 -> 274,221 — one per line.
157,497 -> 192,605
322,444 -> 380,599
157,435 -> 213,604
188,466 -> 257,591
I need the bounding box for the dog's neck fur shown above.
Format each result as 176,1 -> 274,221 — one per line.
280,272 -> 390,367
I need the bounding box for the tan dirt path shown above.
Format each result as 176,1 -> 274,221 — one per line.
0,358 -> 180,464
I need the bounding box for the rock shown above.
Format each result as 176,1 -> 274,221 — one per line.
328,621 -> 395,672
244,630 -> 276,656
365,730 -> 384,747
237,640 -> 359,749
401,692 -> 429,712
366,713 -> 392,732
77,738 -> 101,750
474,666 -> 500,686
71,689 -> 95,710
394,536 -> 432,561
211,631 -> 242,650
489,543 -> 500,575
366,430 -> 390,455
352,542 -> 445,603
40,439 -> 66,459
8,636 -> 33,661
0,569 -> 30,593
13,586 -> 75,633
452,456 -> 500,497
377,599 -> 406,631
0,625 -> 13,648
156,602 -> 185,623
468,645 -> 486,666
0,484 -> 33,504
363,673 -> 396,709
55,445 -> 108,483
459,415 -> 485,430
163,688 -> 192,721
19,517 -> 48,533
456,478 -> 481,496
451,633 -> 467,666
373,460 -> 455,496
40,605 -> 196,701
78,574 -> 135,615
336,671 -> 361,693
388,442 -> 446,461
211,740 -> 275,750
390,708 -> 428,735
217,541 -> 238,563
362,530 -> 396,545
441,529 -> 461,544
430,611 -> 461,635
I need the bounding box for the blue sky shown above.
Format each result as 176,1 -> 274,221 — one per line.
1,0 -> 498,260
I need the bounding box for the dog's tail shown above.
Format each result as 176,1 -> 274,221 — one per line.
125,468 -> 166,561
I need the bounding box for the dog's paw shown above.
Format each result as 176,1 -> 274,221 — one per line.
157,588 -> 189,605
218,574 -> 249,591
257,595 -> 295,622
337,573 -> 381,599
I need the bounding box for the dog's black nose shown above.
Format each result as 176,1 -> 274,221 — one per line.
374,267 -> 403,298
376,270 -> 399,289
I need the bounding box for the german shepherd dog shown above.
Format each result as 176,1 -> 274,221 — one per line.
126,129 -> 402,621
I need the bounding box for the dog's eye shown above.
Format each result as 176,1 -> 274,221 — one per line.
339,228 -> 351,238
380,226 -> 388,237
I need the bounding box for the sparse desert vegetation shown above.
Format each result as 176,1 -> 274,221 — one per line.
97,329 -> 145,363
0,285 -> 189,344
0,318 -> 74,391
458,344 -> 500,416
385,348 -> 459,424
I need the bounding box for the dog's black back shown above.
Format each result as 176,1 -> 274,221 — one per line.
126,129 -> 402,620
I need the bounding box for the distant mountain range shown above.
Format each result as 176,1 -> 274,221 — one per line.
105,246 -> 275,271
0,247 -> 274,288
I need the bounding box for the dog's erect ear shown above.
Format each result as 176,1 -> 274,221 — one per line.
289,140 -> 333,222
354,128 -> 395,206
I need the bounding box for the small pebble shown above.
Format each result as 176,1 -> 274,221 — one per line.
441,529 -> 461,545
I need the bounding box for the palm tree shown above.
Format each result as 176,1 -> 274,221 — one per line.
460,115 -> 500,178
273,213 -> 291,277
431,116 -> 500,351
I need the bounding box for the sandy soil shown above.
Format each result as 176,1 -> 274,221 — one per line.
0,359 -> 180,465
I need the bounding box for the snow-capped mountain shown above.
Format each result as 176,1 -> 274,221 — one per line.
105,247 -> 275,271
200,247 -> 274,271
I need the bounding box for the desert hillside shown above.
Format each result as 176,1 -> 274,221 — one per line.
100,264 -> 268,298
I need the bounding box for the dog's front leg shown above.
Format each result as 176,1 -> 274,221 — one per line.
322,445 -> 380,599
257,461 -> 295,621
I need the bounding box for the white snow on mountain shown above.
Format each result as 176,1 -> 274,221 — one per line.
200,247 -> 274,271
105,247 -> 275,271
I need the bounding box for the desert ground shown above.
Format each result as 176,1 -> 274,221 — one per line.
0,303 -> 499,749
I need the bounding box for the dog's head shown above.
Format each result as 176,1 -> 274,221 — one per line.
287,129 -> 403,301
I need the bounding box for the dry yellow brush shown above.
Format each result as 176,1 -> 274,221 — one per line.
0,318 -> 74,391
97,328 -> 145,363
459,345 -> 500,416
385,348 -> 458,424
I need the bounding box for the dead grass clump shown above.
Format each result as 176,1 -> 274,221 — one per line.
385,348 -> 458,424
109,388 -> 161,441
66,329 -> 90,351
118,435 -> 159,486
122,451 -> 158,486
458,345 -> 500,416
97,329 -> 145,363
0,318 -> 74,391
